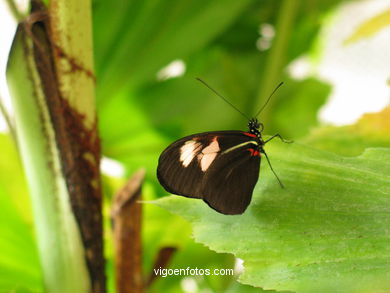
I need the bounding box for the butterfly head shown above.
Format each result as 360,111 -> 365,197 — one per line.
248,118 -> 264,137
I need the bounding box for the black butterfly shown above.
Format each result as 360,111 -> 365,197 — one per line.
157,79 -> 291,215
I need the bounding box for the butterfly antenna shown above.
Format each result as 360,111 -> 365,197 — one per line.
263,150 -> 284,188
255,82 -> 284,118
196,78 -> 250,120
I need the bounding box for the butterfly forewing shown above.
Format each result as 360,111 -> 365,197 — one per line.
157,131 -> 261,214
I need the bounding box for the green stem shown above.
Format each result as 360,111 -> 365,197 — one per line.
6,0 -> 103,291
7,27 -> 92,293
255,0 -> 299,122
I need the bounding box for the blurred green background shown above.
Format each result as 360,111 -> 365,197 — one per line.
1,0 -> 390,292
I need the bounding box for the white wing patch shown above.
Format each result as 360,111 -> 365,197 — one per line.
198,138 -> 220,171
179,137 -> 220,171
180,140 -> 202,167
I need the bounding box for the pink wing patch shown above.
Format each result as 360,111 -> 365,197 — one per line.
198,137 -> 220,171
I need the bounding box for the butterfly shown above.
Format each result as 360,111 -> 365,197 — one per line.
157,79 -> 291,215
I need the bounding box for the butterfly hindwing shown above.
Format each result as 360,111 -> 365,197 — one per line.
201,145 -> 260,214
157,131 -> 261,214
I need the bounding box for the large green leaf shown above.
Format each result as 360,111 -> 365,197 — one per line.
155,141 -> 390,293
143,202 -> 260,293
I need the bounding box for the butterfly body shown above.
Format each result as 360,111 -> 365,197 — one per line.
157,118 -> 267,215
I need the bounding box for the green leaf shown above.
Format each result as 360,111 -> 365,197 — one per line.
155,141 -> 390,293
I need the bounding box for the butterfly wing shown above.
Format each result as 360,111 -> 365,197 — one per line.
201,145 -> 260,214
157,134 -> 207,198
157,131 -> 261,214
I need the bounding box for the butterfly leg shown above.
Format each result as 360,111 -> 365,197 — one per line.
264,134 -> 293,144
262,150 -> 285,188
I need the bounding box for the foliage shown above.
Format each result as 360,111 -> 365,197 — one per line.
156,143 -> 390,293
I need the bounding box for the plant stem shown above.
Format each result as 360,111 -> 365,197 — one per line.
111,169 -> 145,293
255,0 -> 299,122
7,0 -> 104,291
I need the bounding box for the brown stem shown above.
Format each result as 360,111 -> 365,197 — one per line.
145,246 -> 178,289
111,169 -> 145,293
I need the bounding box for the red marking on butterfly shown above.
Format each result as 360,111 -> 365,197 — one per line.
243,132 -> 257,138
248,148 -> 260,157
